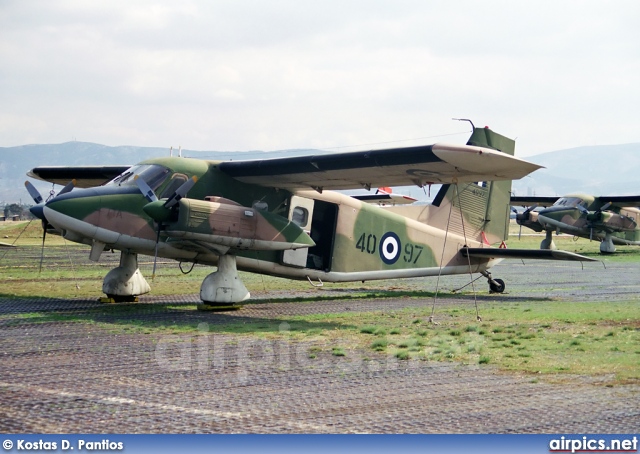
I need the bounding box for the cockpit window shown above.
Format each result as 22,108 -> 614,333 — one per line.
553,197 -> 587,209
159,173 -> 188,199
107,165 -> 170,191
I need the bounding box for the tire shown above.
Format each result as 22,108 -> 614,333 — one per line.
489,278 -> 505,293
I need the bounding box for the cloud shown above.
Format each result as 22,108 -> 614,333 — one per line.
1,0 -> 639,156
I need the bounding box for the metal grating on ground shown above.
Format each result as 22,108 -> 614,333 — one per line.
1,273 -> 639,433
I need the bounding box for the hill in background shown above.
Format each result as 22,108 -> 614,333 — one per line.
511,143 -> 640,198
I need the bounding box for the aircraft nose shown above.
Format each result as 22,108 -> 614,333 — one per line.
30,204 -> 46,221
44,188 -> 99,218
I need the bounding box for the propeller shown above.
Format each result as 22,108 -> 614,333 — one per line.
513,204 -> 538,240
511,208 -> 523,239
57,179 -> 76,197
163,176 -> 198,209
25,180 -> 76,272
601,201 -> 612,211
581,201 -> 613,242
134,175 -> 198,279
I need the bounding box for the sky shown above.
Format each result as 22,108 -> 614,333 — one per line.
1,0 -> 639,157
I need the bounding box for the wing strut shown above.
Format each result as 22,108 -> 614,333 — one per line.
430,186 -> 455,324
431,179 -> 483,323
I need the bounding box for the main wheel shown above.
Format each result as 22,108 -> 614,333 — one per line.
489,278 -> 505,293
105,294 -> 138,303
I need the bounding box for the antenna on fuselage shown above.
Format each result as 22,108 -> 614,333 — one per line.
453,118 -> 475,130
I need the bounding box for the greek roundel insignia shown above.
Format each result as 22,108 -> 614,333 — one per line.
379,232 -> 401,264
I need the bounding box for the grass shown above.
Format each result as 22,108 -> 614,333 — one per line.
1,219 -> 637,299
2,220 -> 640,386
0,244 -> 441,300
4,298 -> 636,385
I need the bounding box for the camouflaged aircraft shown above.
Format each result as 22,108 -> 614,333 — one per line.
511,194 -> 640,254
25,125 -> 596,309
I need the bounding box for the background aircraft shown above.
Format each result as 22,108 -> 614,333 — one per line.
24,125 -> 594,308
511,194 -> 640,253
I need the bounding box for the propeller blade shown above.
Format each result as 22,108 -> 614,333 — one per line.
25,181 -> 43,204
58,179 -> 76,196
576,205 -> 589,214
151,224 -> 161,280
38,226 -> 47,274
164,176 -> 198,209
600,201 -> 612,211
134,175 -> 158,203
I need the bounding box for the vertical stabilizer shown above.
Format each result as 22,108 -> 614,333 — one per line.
466,126 -> 515,156
430,126 -> 515,244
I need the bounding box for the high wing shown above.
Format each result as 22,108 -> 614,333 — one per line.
218,143 -> 542,191
352,193 -> 418,205
510,196 -> 559,207
28,166 -> 131,188
600,196 -> 640,208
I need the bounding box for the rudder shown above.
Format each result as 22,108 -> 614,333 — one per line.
431,126 -> 515,244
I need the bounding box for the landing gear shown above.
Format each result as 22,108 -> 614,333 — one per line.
540,230 -> 557,250
481,270 -> 506,293
489,278 -> 505,293
199,254 -> 250,310
101,251 -> 150,302
600,234 -> 616,254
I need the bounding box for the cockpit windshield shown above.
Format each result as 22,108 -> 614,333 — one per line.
107,165 -> 171,191
553,197 -> 587,209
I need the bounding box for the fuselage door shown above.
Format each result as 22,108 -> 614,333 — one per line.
282,195 -> 315,267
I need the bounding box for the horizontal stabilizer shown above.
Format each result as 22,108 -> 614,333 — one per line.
460,247 -> 598,262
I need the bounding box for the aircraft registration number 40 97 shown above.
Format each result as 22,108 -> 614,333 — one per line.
355,231 -> 423,265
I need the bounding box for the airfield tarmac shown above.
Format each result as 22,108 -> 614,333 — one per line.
1,257 -> 639,433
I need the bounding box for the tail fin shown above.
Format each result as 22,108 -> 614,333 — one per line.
431,126 -> 515,244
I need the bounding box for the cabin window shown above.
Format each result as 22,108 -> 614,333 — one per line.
292,207 -> 309,227
159,174 -> 188,198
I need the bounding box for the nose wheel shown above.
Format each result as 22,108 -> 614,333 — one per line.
481,270 -> 505,293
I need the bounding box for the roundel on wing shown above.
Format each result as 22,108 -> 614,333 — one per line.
379,232 -> 401,264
